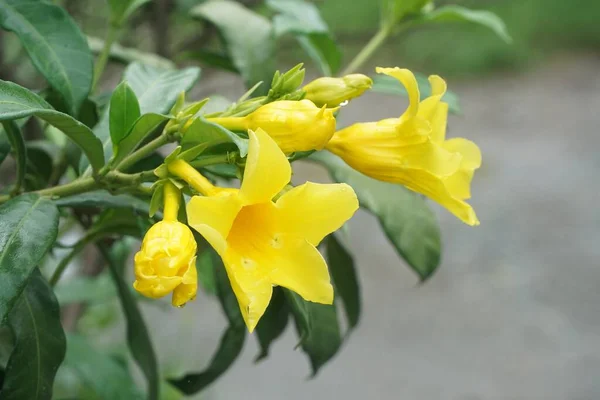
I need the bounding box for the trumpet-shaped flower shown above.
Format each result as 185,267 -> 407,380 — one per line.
326,67 -> 481,226
133,182 -> 198,307
303,74 -> 373,107
171,129 -> 358,332
208,100 -> 337,154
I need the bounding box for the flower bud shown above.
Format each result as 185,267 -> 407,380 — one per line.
209,99 -> 337,153
303,74 -> 373,107
133,221 -> 198,307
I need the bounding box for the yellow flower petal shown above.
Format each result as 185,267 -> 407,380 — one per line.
222,249 -> 274,333
133,276 -> 182,299
443,138 -> 482,170
240,128 -> 291,204
269,234 -> 334,305
172,257 -> 198,307
276,182 -> 358,246
187,193 -> 242,254
376,67 -> 419,118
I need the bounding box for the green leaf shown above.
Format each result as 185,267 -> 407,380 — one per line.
325,234 -> 360,332
109,81 -> 141,148
371,73 -> 462,114
180,49 -> 238,73
312,152 -> 441,281
2,121 -> 26,194
24,143 -> 54,190
169,251 -> 245,395
181,116 -> 248,157
0,0 -> 93,115
2,269 -> 66,400
0,194 -> 59,322
196,247 -> 216,296
417,5 -> 511,43
53,190 -> 153,217
99,244 -> 159,400
190,0 -> 275,91
285,290 -> 342,376
83,64 -> 200,171
0,80 -> 105,172
107,0 -> 151,25
0,124 -> 10,164
267,0 -> 341,75
380,0 -> 431,27
113,113 -> 169,166
64,334 -> 144,400
254,287 -> 289,362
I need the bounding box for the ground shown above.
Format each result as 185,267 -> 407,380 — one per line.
141,53 -> 600,400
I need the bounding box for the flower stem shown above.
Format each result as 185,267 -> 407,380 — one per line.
92,24 -> 120,93
341,25 -> 392,75
116,134 -> 172,171
162,181 -> 180,222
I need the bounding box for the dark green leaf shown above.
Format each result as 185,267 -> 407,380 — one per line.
180,50 -> 239,73
107,0 -> 150,25
24,144 -> 53,190
2,121 -> 26,194
53,190 -> 153,216
181,116 -> 248,157
2,269 -> 66,400
0,124 -> 10,164
268,0 -> 341,75
0,80 -> 105,172
312,152 -> 441,281
64,334 -> 144,400
254,287 -> 289,362
371,73 -> 462,114
285,290 -> 342,376
83,63 -> 200,171
190,0 -> 275,91
196,248 -> 216,296
109,82 -> 141,148
169,251 -> 245,395
0,0 -> 93,115
0,194 -> 59,322
99,244 -> 159,400
113,113 -> 168,166
417,5 -> 511,43
325,234 -> 360,331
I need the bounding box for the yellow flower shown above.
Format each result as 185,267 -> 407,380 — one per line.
326,67 -> 481,226
208,99 -> 337,153
169,129 -> 359,332
303,74 -> 373,107
133,182 -> 198,307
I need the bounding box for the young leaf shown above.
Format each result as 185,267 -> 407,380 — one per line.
190,0 -> 275,92
312,152 -> 441,281
267,0 -> 341,76
109,81 -> 141,148
0,80 -> 105,172
2,121 -> 26,195
285,290 -> 342,376
371,73 -> 462,114
325,234 -> 361,332
181,116 -> 248,157
2,269 -> 66,400
169,251 -> 246,395
53,190 -> 154,217
99,244 -> 159,400
113,113 -> 169,166
0,0 -> 93,115
82,64 -> 200,171
254,287 -> 289,362
64,334 -> 144,400
0,194 -> 59,322
417,5 -> 511,43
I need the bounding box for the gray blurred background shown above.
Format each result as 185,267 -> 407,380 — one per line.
14,0 -> 598,398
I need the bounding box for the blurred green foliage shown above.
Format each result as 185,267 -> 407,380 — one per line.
319,0 -> 600,76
